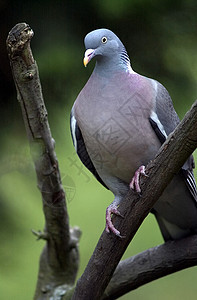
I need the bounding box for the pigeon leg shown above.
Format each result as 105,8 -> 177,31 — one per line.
105,197 -> 124,237
129,165 -> 147,193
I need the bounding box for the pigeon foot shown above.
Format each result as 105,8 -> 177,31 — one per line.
105,204 -> 124,237
129,165 -> 147,193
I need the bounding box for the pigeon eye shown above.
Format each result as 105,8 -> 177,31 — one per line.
101,36 -> 108,44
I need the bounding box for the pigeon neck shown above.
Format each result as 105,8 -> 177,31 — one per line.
93,46 -> 135,76
120,46 -> 132,70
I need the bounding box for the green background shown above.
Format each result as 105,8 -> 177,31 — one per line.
1,1 -> 197,299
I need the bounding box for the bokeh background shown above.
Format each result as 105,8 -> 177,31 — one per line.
1,1 -> 197,299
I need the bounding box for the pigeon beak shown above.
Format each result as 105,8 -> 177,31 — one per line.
83,49 -> 95,67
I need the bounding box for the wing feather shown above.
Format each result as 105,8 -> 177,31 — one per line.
70,109 -> 109,190
149,80 -> 197,202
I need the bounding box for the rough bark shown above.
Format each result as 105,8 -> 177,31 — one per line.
6,23 -> 81,300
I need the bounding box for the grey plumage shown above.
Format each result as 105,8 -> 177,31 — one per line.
70,28 -> 197,240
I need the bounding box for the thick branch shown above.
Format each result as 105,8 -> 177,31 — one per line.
72,99 -> 197,300
7,23 -> 81,300
102,234 -> 197,299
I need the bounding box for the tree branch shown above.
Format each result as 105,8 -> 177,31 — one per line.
6,23 -> 81,300
7,23 -> 197,300
72,99 -> 197,300
102,234 -> 197,299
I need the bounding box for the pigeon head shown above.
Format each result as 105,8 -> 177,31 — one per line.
83,29 -> 132,72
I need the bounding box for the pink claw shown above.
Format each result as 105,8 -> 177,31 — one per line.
129,165 -> 147,193
105,205 -> 123,237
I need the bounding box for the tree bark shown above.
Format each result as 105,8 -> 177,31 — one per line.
102,235 -> 197,299
6,23 -> 81,300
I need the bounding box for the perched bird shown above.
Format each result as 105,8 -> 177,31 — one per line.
70,28 -> 197,240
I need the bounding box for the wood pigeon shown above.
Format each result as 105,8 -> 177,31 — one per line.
70,28 -> 197,240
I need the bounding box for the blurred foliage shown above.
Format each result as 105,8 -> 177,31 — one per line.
1,0 -> 197,299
